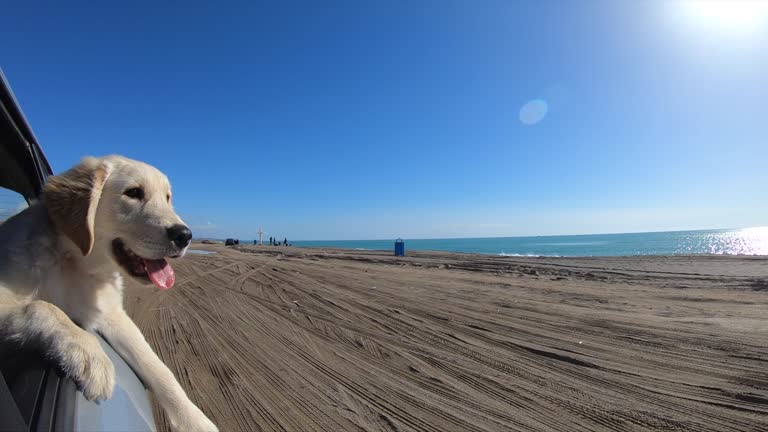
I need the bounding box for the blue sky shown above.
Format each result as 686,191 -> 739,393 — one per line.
2,0 -> 767,240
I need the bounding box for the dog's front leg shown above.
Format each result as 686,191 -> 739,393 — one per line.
0,301 -> 115,401
98,307 -> 218,432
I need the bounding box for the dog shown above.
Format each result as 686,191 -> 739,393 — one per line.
0,155 -> 217,432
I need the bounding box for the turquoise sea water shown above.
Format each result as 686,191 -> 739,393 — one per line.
285,228 -> 768,257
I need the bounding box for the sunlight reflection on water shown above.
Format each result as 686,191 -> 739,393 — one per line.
681,227 -> 768,255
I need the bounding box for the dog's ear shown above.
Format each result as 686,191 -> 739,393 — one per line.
44,157 -> 111,256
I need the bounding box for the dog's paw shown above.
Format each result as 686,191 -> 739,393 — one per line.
168,403 -> 218,432
55,332 -> 116,402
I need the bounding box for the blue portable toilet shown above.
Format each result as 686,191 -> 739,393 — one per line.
394,238 -> 405,257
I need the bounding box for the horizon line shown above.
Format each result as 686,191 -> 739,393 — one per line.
196,225 -> 763,243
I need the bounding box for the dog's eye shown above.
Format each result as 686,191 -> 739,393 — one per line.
124,187 -> 144,200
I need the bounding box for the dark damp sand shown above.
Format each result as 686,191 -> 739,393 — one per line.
124,245 -> 768,432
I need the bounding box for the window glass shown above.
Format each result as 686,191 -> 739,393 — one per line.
0,188 -> 28,223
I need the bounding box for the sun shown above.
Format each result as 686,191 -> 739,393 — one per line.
678,0 -> 768,34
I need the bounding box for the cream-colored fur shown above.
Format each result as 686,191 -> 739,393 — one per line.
0,155 -> 217,432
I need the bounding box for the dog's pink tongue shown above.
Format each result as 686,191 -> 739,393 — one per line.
143,258 -> 175,290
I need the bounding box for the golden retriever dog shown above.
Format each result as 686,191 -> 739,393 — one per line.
0,155 -> 217,432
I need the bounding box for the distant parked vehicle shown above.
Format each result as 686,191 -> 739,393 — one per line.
225,238 -> 235,246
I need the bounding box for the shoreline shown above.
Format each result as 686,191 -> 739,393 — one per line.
196,241 -> 768,260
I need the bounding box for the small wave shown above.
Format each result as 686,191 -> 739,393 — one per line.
498,251 -> 561,258
354,248 -> 369,251
532,242 -> 607,246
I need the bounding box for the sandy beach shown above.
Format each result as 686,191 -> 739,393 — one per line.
124,245 -> 768,431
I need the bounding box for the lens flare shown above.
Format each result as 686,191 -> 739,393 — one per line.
519,99 -> 548,125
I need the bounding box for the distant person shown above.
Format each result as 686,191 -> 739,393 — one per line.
283,238 -> 288,246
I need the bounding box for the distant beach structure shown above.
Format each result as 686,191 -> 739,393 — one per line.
394,238 -> 405,257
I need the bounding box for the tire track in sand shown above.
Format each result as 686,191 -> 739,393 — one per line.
126,246 -> 768,431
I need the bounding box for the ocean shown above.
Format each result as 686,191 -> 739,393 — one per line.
285,228 -> 768,257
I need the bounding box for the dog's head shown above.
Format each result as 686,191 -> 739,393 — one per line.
43,155 -> 191,289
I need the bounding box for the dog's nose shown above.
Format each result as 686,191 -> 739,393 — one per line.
167,224 -> 192,248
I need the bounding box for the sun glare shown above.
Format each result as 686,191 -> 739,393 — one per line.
679,0 -> 768,35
